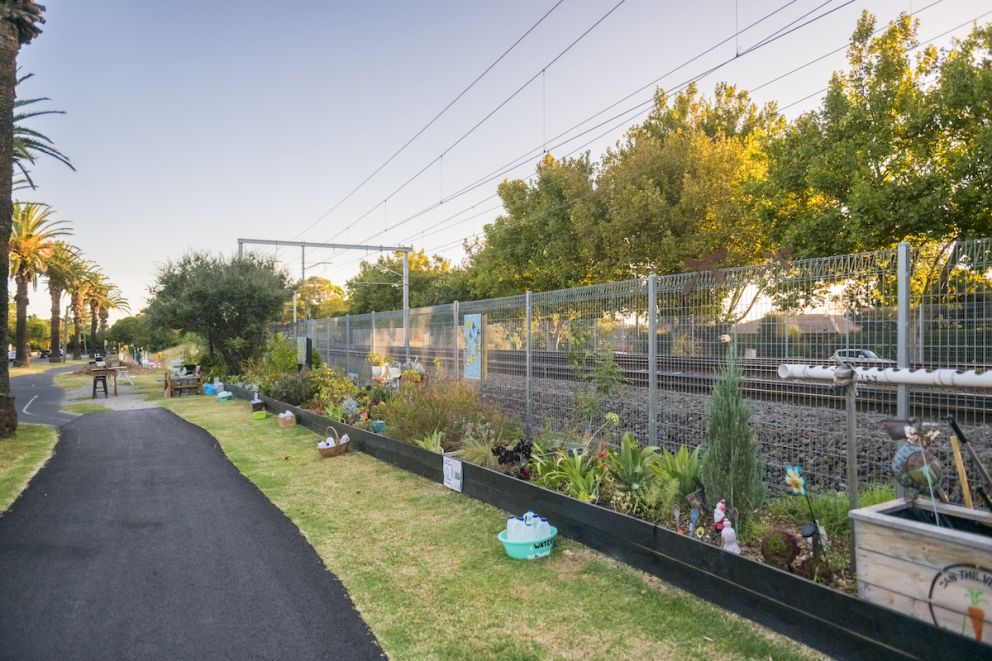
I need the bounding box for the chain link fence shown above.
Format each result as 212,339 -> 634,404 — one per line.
275,239 -> 992,496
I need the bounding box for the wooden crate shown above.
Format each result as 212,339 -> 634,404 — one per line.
851,498 -> 992,647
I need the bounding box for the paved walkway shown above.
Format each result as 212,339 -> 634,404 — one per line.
0,408 -> 383,660
10,365 -> 78,426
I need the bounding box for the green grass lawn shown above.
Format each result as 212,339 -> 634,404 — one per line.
0,423 -> 58,512
154,393 -> 817,660
63,402 -> 113,415
10,358 -> 87,378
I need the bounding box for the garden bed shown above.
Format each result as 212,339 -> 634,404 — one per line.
229,385 -> 987,660
481,374 -> 992,497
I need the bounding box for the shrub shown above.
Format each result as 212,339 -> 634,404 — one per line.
699,347 -> 765,534
414,430 -> 444,454
268,371 -> 316,407
607,433 -> 659,502
307,365 -> 357,410
653,445 -> 702,501
242,333 -> 297,389
375,379 -> 520,451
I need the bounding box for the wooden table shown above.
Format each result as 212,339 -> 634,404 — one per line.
90,366 -> 120,397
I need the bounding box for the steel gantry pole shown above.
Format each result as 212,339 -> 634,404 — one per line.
403,250 -> 410,362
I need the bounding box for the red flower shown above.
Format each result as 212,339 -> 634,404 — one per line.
596,451 -> 607,459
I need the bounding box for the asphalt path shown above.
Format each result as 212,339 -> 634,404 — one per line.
0,408 -> 383,660
10,364 -> 78,426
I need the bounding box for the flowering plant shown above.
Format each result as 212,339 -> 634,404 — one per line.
784,465 -> 806,495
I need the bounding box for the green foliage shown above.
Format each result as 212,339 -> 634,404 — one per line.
145,252 -> 291,376
413,429 -> 445,454
285,276 -> 347,322
768,483 -> 896,538
307,365 -> 357,410
346,250 -> 457,314
653,445 -> 703,500
699,348 -> 765,533
242,333 -> 297,388
607,433 -> 658,498
267,371 -> 316,407
536,450 -> 605,503
375,380 -> 520,452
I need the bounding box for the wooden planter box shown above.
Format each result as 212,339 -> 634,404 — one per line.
851,498 -> 992,648
228,385 -> 988,659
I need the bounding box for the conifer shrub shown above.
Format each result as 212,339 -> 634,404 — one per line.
698,345 -> 765,534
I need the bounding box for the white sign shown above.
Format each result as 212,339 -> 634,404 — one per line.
443,456 -> 463,492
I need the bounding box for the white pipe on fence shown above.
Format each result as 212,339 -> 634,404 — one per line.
777,364 -> 992,389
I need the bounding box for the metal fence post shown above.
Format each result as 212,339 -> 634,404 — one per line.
897,242 -> 911,418
452,301 -> 460,378
647,275 -> 658,445
371,311 -> 376,358
525,291 -> 533,437
344,315 -> 350,374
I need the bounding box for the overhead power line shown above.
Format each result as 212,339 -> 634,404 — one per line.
293,0 -> 568,240
416,4 -> 986,261
322,0 -> 630,245
344,0 -> 857,250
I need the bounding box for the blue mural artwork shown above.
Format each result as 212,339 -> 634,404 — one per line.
463,314 -> 482,380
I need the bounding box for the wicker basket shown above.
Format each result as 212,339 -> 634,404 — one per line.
277,414 -> 296,429
318,426 -> 349,458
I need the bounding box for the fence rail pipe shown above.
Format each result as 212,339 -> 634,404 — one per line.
526,291 -> 533,437
647,275 -> 658,445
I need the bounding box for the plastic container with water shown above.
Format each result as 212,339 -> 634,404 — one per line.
498,511 -> 557,560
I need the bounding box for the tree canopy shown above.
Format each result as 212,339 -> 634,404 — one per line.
145,253 -> 291,375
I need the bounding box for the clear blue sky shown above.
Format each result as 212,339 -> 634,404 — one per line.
17,0 -> 986,320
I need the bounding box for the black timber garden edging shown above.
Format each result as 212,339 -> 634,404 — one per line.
228,386 -> 985,661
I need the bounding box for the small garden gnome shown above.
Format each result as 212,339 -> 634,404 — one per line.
721,522 -> 741,555
713,499 -> 727,532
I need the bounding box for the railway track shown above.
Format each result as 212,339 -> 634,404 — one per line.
319,345 -> 991,423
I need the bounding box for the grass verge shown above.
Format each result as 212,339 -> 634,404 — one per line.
10,359 -> 87,378
156,394 -> 817,660
0,423 -> 58,512
63,402 -> 113,415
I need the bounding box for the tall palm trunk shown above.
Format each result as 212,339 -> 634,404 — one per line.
48,281 -> 61,363
12,269 -> 29,366
72,290 -> 83,360
98,306 -> 108,346
89,299 -> 98,356
0,17 -> 20,436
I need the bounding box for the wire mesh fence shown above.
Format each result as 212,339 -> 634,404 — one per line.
275,239 -> 992,497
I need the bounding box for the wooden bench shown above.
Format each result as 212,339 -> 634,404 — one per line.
164,371 -> 202,397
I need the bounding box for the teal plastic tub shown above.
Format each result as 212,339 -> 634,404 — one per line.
497,526 -> 558,560
216,392 -> 232,402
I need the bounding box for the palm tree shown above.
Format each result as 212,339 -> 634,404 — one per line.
66,261 -> 99,360
97,285 -> 128,347
44,241 -> 79,362
9,201 -> 69,366
13,72 -> 73,190
0,1 -> 47,436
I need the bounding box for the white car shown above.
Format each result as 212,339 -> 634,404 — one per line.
830,349 -> 895,365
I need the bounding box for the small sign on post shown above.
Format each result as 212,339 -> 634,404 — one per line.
296,336 -> 312,369
443,456 -> 463,492
463,313 -> 482,380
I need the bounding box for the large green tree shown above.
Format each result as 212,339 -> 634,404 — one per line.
464,153 -> 601,298
345,250 -> 456,314
761,12 -> 964,255
285,275 -> 347,321
0,0 -> 45,436
146,253 -> 291,375
593,83 -> 782,280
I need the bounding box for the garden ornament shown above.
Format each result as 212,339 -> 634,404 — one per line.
721,522 -> 741,555
888,419 -> 945,501
672,504 -> 681,533
689,507 -> 700,532
713,499 -> 727,532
